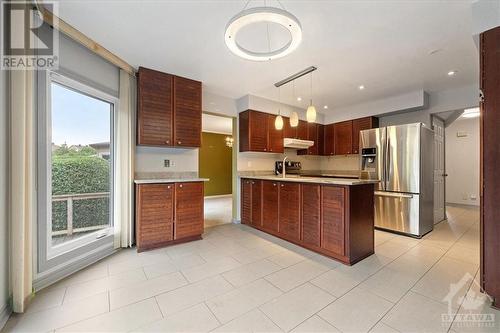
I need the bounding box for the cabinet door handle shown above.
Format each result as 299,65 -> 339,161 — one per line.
264,148 -> 267,151
179,184 -> 183,188
273,183 -> 277,186
167,185 -> 171,189
165,140 -> 170,144
280,184 -> 284,187
177,140 -> 182,145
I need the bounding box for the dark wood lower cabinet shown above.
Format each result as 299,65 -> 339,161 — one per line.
135,181 -> 204,252
278,182 -> 301,242
241,178 -> 375,265
301,184 -> 321,248
262,181 -> 279,233
175,182 -> 204,239
136,184 -> 174,250
251,180 -> 263,227
321,186 -> 346,256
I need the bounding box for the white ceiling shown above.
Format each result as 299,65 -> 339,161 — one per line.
202,113 -> 233,135
54,0 -> 479,114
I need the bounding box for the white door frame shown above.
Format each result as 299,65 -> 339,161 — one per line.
432,115 -> 447,223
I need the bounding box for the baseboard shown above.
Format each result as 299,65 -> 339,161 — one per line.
0,303 -> 11,330
232,218 -> 241,224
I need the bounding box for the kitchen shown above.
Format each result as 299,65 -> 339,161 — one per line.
1,1 -> 499,333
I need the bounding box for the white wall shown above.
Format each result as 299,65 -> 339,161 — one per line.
238,149 -> 322,172
445,117 -> 480,206
0,67 -> 10,324
135,147 -> 198,173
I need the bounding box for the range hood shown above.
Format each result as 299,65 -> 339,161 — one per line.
283,138 -> 314,149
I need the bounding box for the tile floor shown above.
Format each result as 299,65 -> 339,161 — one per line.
204,196 -> 233,228
4,205 -> 499,333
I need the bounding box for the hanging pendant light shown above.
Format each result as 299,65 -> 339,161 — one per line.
275,86 -> 284,130
306,72 -> 317,123
290,79 -> 299,127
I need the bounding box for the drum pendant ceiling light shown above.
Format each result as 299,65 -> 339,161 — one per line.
225,1 -> 302,61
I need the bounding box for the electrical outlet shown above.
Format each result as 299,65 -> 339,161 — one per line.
164,159 -> 170,167
470,194 -> 477,201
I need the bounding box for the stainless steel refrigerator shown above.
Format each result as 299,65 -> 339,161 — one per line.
360,123 -> 434,238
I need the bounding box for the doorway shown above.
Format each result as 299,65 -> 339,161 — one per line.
199,113 -> 235,227
432,116 -> 446,223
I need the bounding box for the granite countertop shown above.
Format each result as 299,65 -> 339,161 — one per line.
134,178 -> 209,184
240,175 -> 379,186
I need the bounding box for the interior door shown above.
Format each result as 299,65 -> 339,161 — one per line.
386,124 -> 421,193
432,117 -> 446,223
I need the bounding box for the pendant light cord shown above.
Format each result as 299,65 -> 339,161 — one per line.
310,72 -> 313,106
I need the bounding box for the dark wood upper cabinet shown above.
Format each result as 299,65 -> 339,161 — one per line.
136,184 -> 174,251
239,110 -> 269,152
297,120 -> 308,140
334,120 -> 353,155
241,179 -> 252,225
301,184 -> 321,247
137,67 -> 201,148
175,182 -> 204,240
278,182 -> 301,242
262,180 -> 279,233
250,180 -> 263,227
268,114 -> 284,153
137,67 -> 174,146
321,185 -> 345,256
480,26 -> 500,308
298,122 -> 320,155
323,123 -> 335,156
173,76 -> 202,147
352,117 -> 379,154
283,116 -> 296,138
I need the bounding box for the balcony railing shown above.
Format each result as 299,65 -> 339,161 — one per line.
52,192 -> 110,236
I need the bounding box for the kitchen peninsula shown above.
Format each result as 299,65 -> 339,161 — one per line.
241,176 -> 378,265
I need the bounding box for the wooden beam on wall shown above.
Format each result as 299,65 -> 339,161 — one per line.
36,1 -> 136,75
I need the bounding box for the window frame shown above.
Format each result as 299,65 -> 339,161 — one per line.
36,70 -> 118,274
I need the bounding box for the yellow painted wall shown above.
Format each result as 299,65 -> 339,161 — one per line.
199,132 -> 233,196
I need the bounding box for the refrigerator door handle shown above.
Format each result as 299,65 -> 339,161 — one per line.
385,131 -> 390,191
375,191 -> 414,199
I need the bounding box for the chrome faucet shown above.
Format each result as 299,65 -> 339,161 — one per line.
282,156 -> 288,178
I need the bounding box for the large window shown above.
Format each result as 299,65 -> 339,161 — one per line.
37,72 -> 117,274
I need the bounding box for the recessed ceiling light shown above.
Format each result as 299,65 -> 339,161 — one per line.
323,105 -> 328,109
358,85 -> 365,90
297,97 -> 302,101
447,70 -> 457,76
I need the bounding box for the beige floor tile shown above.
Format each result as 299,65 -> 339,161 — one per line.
369,322 -> 400,333
335,254 -> 393,282
57,298 -> 162,332
212,309 -> 282,332
264,259 -> 330,292
64,268 -> 147,302
290,315 -> 341,333
445,244 -> 480,265
260,283 -> 336,331
26,287 -> 66,314
405,242 -> 447,261
206,279 -> 282,324
382,291 -> 450,333
7,292 -> 109,333
110,271 -> 187,310
155,275 -> 234,316
358,266 -> 421,303
222,259 -> 281,287
375,239 -> 416,259
412,257 -> 478,310
267,250 -> 309,268
168,253 -> 207,270
133,303 -> 220,333
311,269 -> 362,297
181,257 -> 241,283
318,288 -> 393,333
142,260 -> 179,279
230,246 -> 283,265
55,264 -> 109,288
